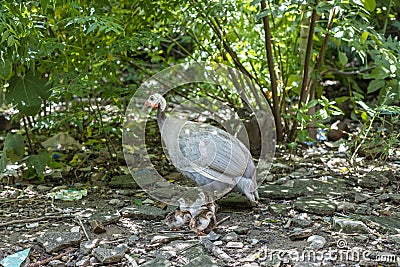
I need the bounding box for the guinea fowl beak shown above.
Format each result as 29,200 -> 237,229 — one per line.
144,101 -> 159,108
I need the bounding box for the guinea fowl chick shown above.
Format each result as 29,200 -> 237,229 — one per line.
189,206 -> 217,235
177,192 -> 207,218
165,210 -> 191,230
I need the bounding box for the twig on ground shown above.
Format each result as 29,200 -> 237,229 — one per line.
28,247 -> 76,267
0,214 -> 74,228
125,254 -> 139,267
214,216 -> 230,228
75,216 -> 90,241
200,237 -> 233,262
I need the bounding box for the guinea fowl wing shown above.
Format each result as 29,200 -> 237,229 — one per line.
161,118 -> 253,186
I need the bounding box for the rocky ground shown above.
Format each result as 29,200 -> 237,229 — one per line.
1,144 -> 400,267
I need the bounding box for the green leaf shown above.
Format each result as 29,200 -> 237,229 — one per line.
7,35 -> 15,46
362,0 -> 376,11
5,71 -> 50,116
0,150 -> 7,173
361,31 -> 369,42
257,9 -> 271,20
1,30 -> 9,44
306,99 -> 319,109
363,66 -> 390,80
335,96 -> 349,104
367,79 -> 385,94
26,152 -> 50,176
361,111 -> 369,121
4,133 -> 25,162
338,51 -> 348,66
250,0 -> 261,5
86,23 -> 98,34
0,60 -> 13,80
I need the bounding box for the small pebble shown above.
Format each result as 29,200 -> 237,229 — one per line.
307,235 -> 326,250
233,226 -> 250,235
254,221 -> 262,227
206,231 -> 221,241
222,232 -> 238,241
226,241 -> 244,248
70,226 -> 80,233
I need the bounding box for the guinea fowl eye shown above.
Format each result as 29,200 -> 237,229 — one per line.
150,96 -> 154,101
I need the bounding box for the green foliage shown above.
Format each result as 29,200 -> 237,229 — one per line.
0,133 -> 25,173
25,152 -> 51,181
350,93 -> 400,167
1,0 -> 400,181
6,72 -> 50,116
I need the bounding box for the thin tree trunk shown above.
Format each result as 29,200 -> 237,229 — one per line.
288,1 -> 319,141
261,0 -> 283,141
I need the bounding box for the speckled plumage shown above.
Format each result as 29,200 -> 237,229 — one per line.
145,94 -> 259,202
165,210 -> 191,230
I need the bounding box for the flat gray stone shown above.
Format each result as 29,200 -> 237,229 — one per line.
355,204 -> 373,215
92,244 -> 129,264
288,229 -> 313,240
332,217 -> 369,234
388,234 -> 400,247
226,241 -> 244,248
38,232 -> 81,253
258,184 -> 306,199
217,193 -> 254,208
76,257 -> 90,267
390,194 -> 400,204
222,232 -> 238,242
232,226 -> 250,235
183,254 -> 218,267
88,211 -> 121,225
358,171 -> 390,189
336,201 -> 357,212
268,204 -> 289,216
120,205 -> 168,220
48,260 -> 64,266
183,244 -> 205,259
292,218 -> 313,228
80,239 -> 99,255
109,174 -> 139,189
355,193 -> 370,203
307,235 -> 326,250
151,233 -> 182,244
360,215 -> 400,234
206,231 -> 221,241
158,240 -> 201,261
141,258 -> 172,267
294,196 -> 336,216
293,262 -> 321,267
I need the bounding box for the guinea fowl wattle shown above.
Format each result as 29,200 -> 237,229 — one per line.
144,93 -> 259,203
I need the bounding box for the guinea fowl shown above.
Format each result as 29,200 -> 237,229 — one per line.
165,210 -> 191,230
144,93 -> 259,203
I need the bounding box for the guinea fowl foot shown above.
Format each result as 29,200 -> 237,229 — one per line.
196,231 -> 206,236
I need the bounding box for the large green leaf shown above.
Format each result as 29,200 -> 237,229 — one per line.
5,71 -> 50,116
26,152 -> 50,177
362,0 -> 376,11
363,66 -> 390,80
367,79 -> 385,94
1,133 -> 25,172
4,133 -> 25,162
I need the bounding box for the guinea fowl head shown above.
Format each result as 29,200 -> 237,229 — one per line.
144,93 -> 166,111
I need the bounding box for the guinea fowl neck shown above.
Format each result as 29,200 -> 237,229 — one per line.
157,105 -> 166,128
